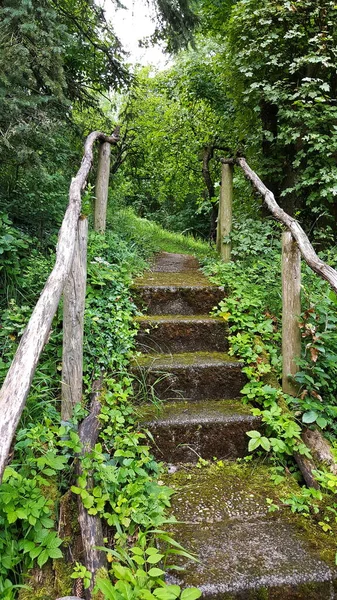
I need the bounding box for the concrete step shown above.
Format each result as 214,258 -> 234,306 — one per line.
140,399 -> 259,462
132,280 -> 224,316
164,464 -> 337,599
131,351 -> 245,402
135,315 -> 228,354
149,252 -> 200,273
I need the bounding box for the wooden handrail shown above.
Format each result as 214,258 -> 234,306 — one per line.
0,130 -> 118,481
217,155 -> 337,392
235,157 -> 337,294
217,155 -> 337,485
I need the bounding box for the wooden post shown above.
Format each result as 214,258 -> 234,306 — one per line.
76,378 -> 107,597
217,162 -> 233,262
282,231 -> 301,396
94,141 -> 111,233
62,217 -> 88,421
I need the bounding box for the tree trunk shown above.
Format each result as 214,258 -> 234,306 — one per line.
217,162 -> 233,262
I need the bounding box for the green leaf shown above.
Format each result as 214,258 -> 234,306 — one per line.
153,586 -> 181,600
246,430 -> 261,439
7,511 -> 18,524
141,591 -> 156,600
47,547 -> 63,559
180,588 -> 202,600
95,578 -> 119,600
46,534 -> 62,549
131,546 -> 143,555
316,417 -> 328,429
21,540 -> 36,554
248,437 -> 261,452
147,553 -> 164,564
146,547 -> 159,555
302,411 -> 318,424
260,437 -> 271,452
37,548 -> 50,567
78,475 -> 87,489
148,568 -> 166,577
41,517 -> 54,528
113,564 -> 128,580
116,580 -> 133,600
30,546 -> 42,560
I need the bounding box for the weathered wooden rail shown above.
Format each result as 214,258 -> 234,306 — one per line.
216,156 -> 337,486
0,130 -> 118,480
217,156 -> 337,396
0,130 -> 118,599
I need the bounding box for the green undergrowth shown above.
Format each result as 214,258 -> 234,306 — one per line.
0,215 -> 207,599
202,216 -> 337,558
107,208 -> 215,262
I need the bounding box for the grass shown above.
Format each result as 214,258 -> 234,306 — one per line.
107,208 -> 216,262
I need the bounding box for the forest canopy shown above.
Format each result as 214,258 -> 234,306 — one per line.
1,0 -> 337,243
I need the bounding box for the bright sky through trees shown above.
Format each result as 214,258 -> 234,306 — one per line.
104,0 -> 169,66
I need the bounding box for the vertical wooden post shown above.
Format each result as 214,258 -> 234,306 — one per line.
282,231 -> 301,396
61,217 -> 88,421
94,141 -> 111,233
217,161 -> 233,262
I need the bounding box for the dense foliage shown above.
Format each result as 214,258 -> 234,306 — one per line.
0,207 -> 211,598
223,0 -> 337,229
1,0 -> 337,594
111,0 -> 337,239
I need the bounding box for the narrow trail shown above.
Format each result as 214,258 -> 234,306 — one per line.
132,252 -> 337,599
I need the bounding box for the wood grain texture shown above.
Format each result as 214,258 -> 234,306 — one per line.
77,379 -> 107,597
282,232 -> 301,396
302,428 -> 337,475
0,131 -> 118,481
294,451 -> 320,489
62,217 -> 88,421
217,163 -> 233,262
94,141 -> 111,233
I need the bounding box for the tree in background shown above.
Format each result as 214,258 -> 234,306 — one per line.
0,0 -> 199,239
113,43 -> 233,239
198,0 -> 337,237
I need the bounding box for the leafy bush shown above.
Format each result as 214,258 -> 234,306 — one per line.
203,215 -> 337,460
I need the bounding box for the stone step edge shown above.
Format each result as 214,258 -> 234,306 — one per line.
139,399 -> 257,426
132,283 -> 222,290
135,314 -> 224,323
131,351 -> 243,369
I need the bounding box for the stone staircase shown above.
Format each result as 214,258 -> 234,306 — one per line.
131,252 -> 337,599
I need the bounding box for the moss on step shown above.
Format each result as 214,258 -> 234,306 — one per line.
140,399 -> 254,421
135,271 -> 212,287
134,314 -> 223,322
165,462 -> 337,565
139,400 -> 260,462
133,351 -> 240,368
165,461 -> 295,523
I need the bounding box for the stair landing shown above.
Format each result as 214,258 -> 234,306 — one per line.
165,464 -> 337,599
